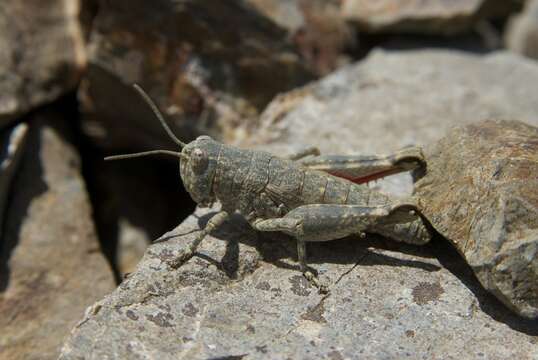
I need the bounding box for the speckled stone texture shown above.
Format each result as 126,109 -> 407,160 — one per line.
60,49 -> 538,359
60,207 -> 538,359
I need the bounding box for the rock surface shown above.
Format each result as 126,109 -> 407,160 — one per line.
249,49 -> 538,160
506,0 -> 538,60
0,111 -> 115,360
80,0 -> 313,150
0,123 -> 28,236
0,0 -> 85,127
59,212 -> 538,359
245,0 -> 310,32
245,0 -> 355,75
60,49 -> 538,359
342,0 -> 517,34
414,120 -> 538,319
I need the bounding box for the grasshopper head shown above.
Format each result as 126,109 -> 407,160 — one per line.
105,85 -> 220,208
180,135 -> 220,207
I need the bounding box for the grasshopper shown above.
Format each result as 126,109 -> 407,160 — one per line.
106,85 -> 431,292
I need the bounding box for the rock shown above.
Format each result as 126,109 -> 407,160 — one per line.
245,0 -> 308,32
342,0 -> 518,35
506,0 -> 538,60
414,120 -> 538,319
60,49 -> 538,358
0,123 -> 28,236
248,48 -> 538,312
0,0 -> 85,127
249,49 -> 538,161
245,48 -> 538,315
0,111 -> 115,360
59,212 -> 538,359
80,0 -> 313,150
245,0 -> 355,74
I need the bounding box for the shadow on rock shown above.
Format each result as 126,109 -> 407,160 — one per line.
193,212 -> 259,279
0,117 -> 48,292
194,210 -> 440,274
431,234 -> 538,336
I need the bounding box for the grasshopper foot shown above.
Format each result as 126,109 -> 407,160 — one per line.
304,270 -> 329,294
162,211 -> 230,270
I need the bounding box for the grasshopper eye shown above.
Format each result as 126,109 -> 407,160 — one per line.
191,148 -> 208,174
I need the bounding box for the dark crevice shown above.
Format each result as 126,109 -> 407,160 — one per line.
346,15 -> 517,63
61,91 -> 196,284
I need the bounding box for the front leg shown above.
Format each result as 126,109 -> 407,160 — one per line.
166,211 -> 229,269
252,203 -> 411,292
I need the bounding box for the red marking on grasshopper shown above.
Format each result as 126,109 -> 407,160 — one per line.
328,168 -> 403,185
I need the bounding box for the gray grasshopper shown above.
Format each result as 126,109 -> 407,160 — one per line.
106,85 -> 431,292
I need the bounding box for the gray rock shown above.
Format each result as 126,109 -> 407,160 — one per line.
0,0 -> 85,127
245,0 -> 308,32
249,49 -> 538,160
60,50 -> 538,359
342,0 -> 517,34
249,49 -> 538,317
245,0 -> 355,75
60,209 -> 538,359
0,123 -> 28,236
506,0 -> 538,60
80,0 -> 313,150
414,120 -> 538,319
243,50 -> 537,199
0,111 -> 115,360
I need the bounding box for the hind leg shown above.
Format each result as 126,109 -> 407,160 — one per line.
285,146 -> 320,161
252,203 -> 410,293
298,146 -> 425,184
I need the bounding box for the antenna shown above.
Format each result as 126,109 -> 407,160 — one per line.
105,150 -> 186,161
132,83 -> 187,148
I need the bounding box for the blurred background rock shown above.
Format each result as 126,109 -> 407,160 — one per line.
0,0 -> 537,359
